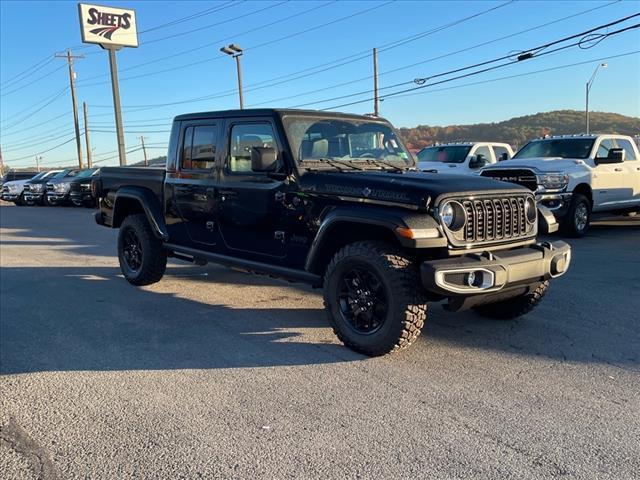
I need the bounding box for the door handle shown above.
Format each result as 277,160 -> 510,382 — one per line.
614,168 -> 623,172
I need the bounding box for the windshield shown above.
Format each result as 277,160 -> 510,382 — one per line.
74,168 -> 98,178
513,139 -> 595,159
283,116 -> 413,168
28,172 -> 47,181
417,145 -> 471,164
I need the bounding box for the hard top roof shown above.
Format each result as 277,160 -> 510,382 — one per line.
174,108 -> 389,122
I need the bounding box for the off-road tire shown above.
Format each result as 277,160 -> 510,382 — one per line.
473,281 -> 549,320
117,214 -> 167,286
561,193 -> 591,237
323,241 -> 427,356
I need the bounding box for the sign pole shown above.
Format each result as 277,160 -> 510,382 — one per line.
107,46 -> 127,166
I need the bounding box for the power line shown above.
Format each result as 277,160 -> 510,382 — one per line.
5,134 -> 82,163
77,0 -> 391,88
1,86 -> 70,131
1,65 -> 66,97
88,0 -> 517,110
285,14 -> 640,110
0,57 -> 54,88
387,50 -> 640,101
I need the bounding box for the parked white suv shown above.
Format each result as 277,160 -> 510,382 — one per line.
480,134 -> 640,237
416,142 -> 514,174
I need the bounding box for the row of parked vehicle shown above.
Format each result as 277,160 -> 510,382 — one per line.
415,134 -> 640,236
0,167 -> 99,208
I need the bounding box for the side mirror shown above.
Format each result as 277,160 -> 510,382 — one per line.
499,152 -> 510,161
251,147 -> 277,172
469,155 -> 486,169
595,148 -> 625,165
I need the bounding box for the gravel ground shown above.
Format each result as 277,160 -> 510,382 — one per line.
1,203 -> 639,479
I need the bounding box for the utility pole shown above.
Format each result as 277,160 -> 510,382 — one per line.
220,44 -> 244,109
83,102 -> 92,168
0,147 -> 5,178
106,46 -> 127,166
56,50 -> 84,169
139,136 -> 148,166
373,48 -> 379,116
35,156 -> 41,172
585,63 -> 607,135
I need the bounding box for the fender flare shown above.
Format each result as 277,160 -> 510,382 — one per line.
113,187 -> 169,241
304,206 -> 442,273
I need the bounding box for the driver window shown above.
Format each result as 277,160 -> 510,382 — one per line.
473,146 -> 492,166
597,139 -> 615,158
229,123 -> 277,173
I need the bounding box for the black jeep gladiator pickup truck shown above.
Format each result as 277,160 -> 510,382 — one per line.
94,109 -> 571,356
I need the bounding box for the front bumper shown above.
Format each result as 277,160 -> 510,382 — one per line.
70,191 -> 94,205
24,192 -> 44,203
46,192 -> 70,203
1,193 -> 20,201
421,240 -> 571,297
536,192 -> 572,217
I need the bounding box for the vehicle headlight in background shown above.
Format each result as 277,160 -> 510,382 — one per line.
439,201 -> 465,231
7,184 -> 18,192
54,183 -> 70,193
30,184 -> 43,192
524,197 -> 537,223
538,173 -> 569,190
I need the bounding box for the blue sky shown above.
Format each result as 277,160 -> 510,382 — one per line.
1,0 -> 639,169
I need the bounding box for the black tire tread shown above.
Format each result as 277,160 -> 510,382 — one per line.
118,214 -> 167,286
474,281 -> 549,320
561,193 -> 590,238
323,241 -> 427,356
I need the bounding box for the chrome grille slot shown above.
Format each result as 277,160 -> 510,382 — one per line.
454,195 -> 534,245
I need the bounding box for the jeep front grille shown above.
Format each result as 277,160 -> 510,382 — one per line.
480,169 -> 537,191
442,194 -> 536,247
462,197 -> 529,243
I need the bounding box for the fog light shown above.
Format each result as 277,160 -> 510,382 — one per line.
466,271 -> 476,287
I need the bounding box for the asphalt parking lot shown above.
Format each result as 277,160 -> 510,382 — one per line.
1,203 -> 639,479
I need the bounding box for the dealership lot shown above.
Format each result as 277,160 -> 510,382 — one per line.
1,203 -> 639,479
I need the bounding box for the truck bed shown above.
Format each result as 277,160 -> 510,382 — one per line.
99,166 -> 166,200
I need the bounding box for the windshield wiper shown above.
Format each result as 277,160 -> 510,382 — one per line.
303,158 -> 364,171
363,158 -> 405,172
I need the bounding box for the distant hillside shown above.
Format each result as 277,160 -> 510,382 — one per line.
398,110 -> 640,150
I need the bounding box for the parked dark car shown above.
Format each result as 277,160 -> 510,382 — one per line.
95,108 -> 571,356
70,168 -> 100,207
23,170 -> 62,205
46,168 -> 98,206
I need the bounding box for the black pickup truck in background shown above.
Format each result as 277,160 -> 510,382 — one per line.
94,108 -> 571,356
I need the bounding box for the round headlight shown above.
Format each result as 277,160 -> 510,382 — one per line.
525,197 -> 537,223
440,202 -> 454,227
440,201 -> 465,231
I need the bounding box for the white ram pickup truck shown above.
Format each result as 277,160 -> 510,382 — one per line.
480,134 -> 640,237
416,142 -> 514,174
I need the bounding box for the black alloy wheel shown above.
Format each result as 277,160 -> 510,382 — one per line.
337,266 -> 389,335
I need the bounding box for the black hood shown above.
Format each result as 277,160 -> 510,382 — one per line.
298,169 -> 529,207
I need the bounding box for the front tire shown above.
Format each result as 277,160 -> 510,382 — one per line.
117,214 -> 167,286
323,241 -> 427,356
473,281 -> 549,320
15,193 -> 25,206
562,193 -> 591,237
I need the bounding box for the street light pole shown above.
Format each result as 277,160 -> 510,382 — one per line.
585,63 -> 607,135
220,44 -> 244,109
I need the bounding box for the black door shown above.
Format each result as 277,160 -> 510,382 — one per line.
170,121 -> 221,250
216,119 -> 290,261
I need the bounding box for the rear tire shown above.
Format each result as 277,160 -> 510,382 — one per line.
117,214 -> 167,286
473,281 -> 549,320
323,241 -> 427,356
561,193 -> 591,237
